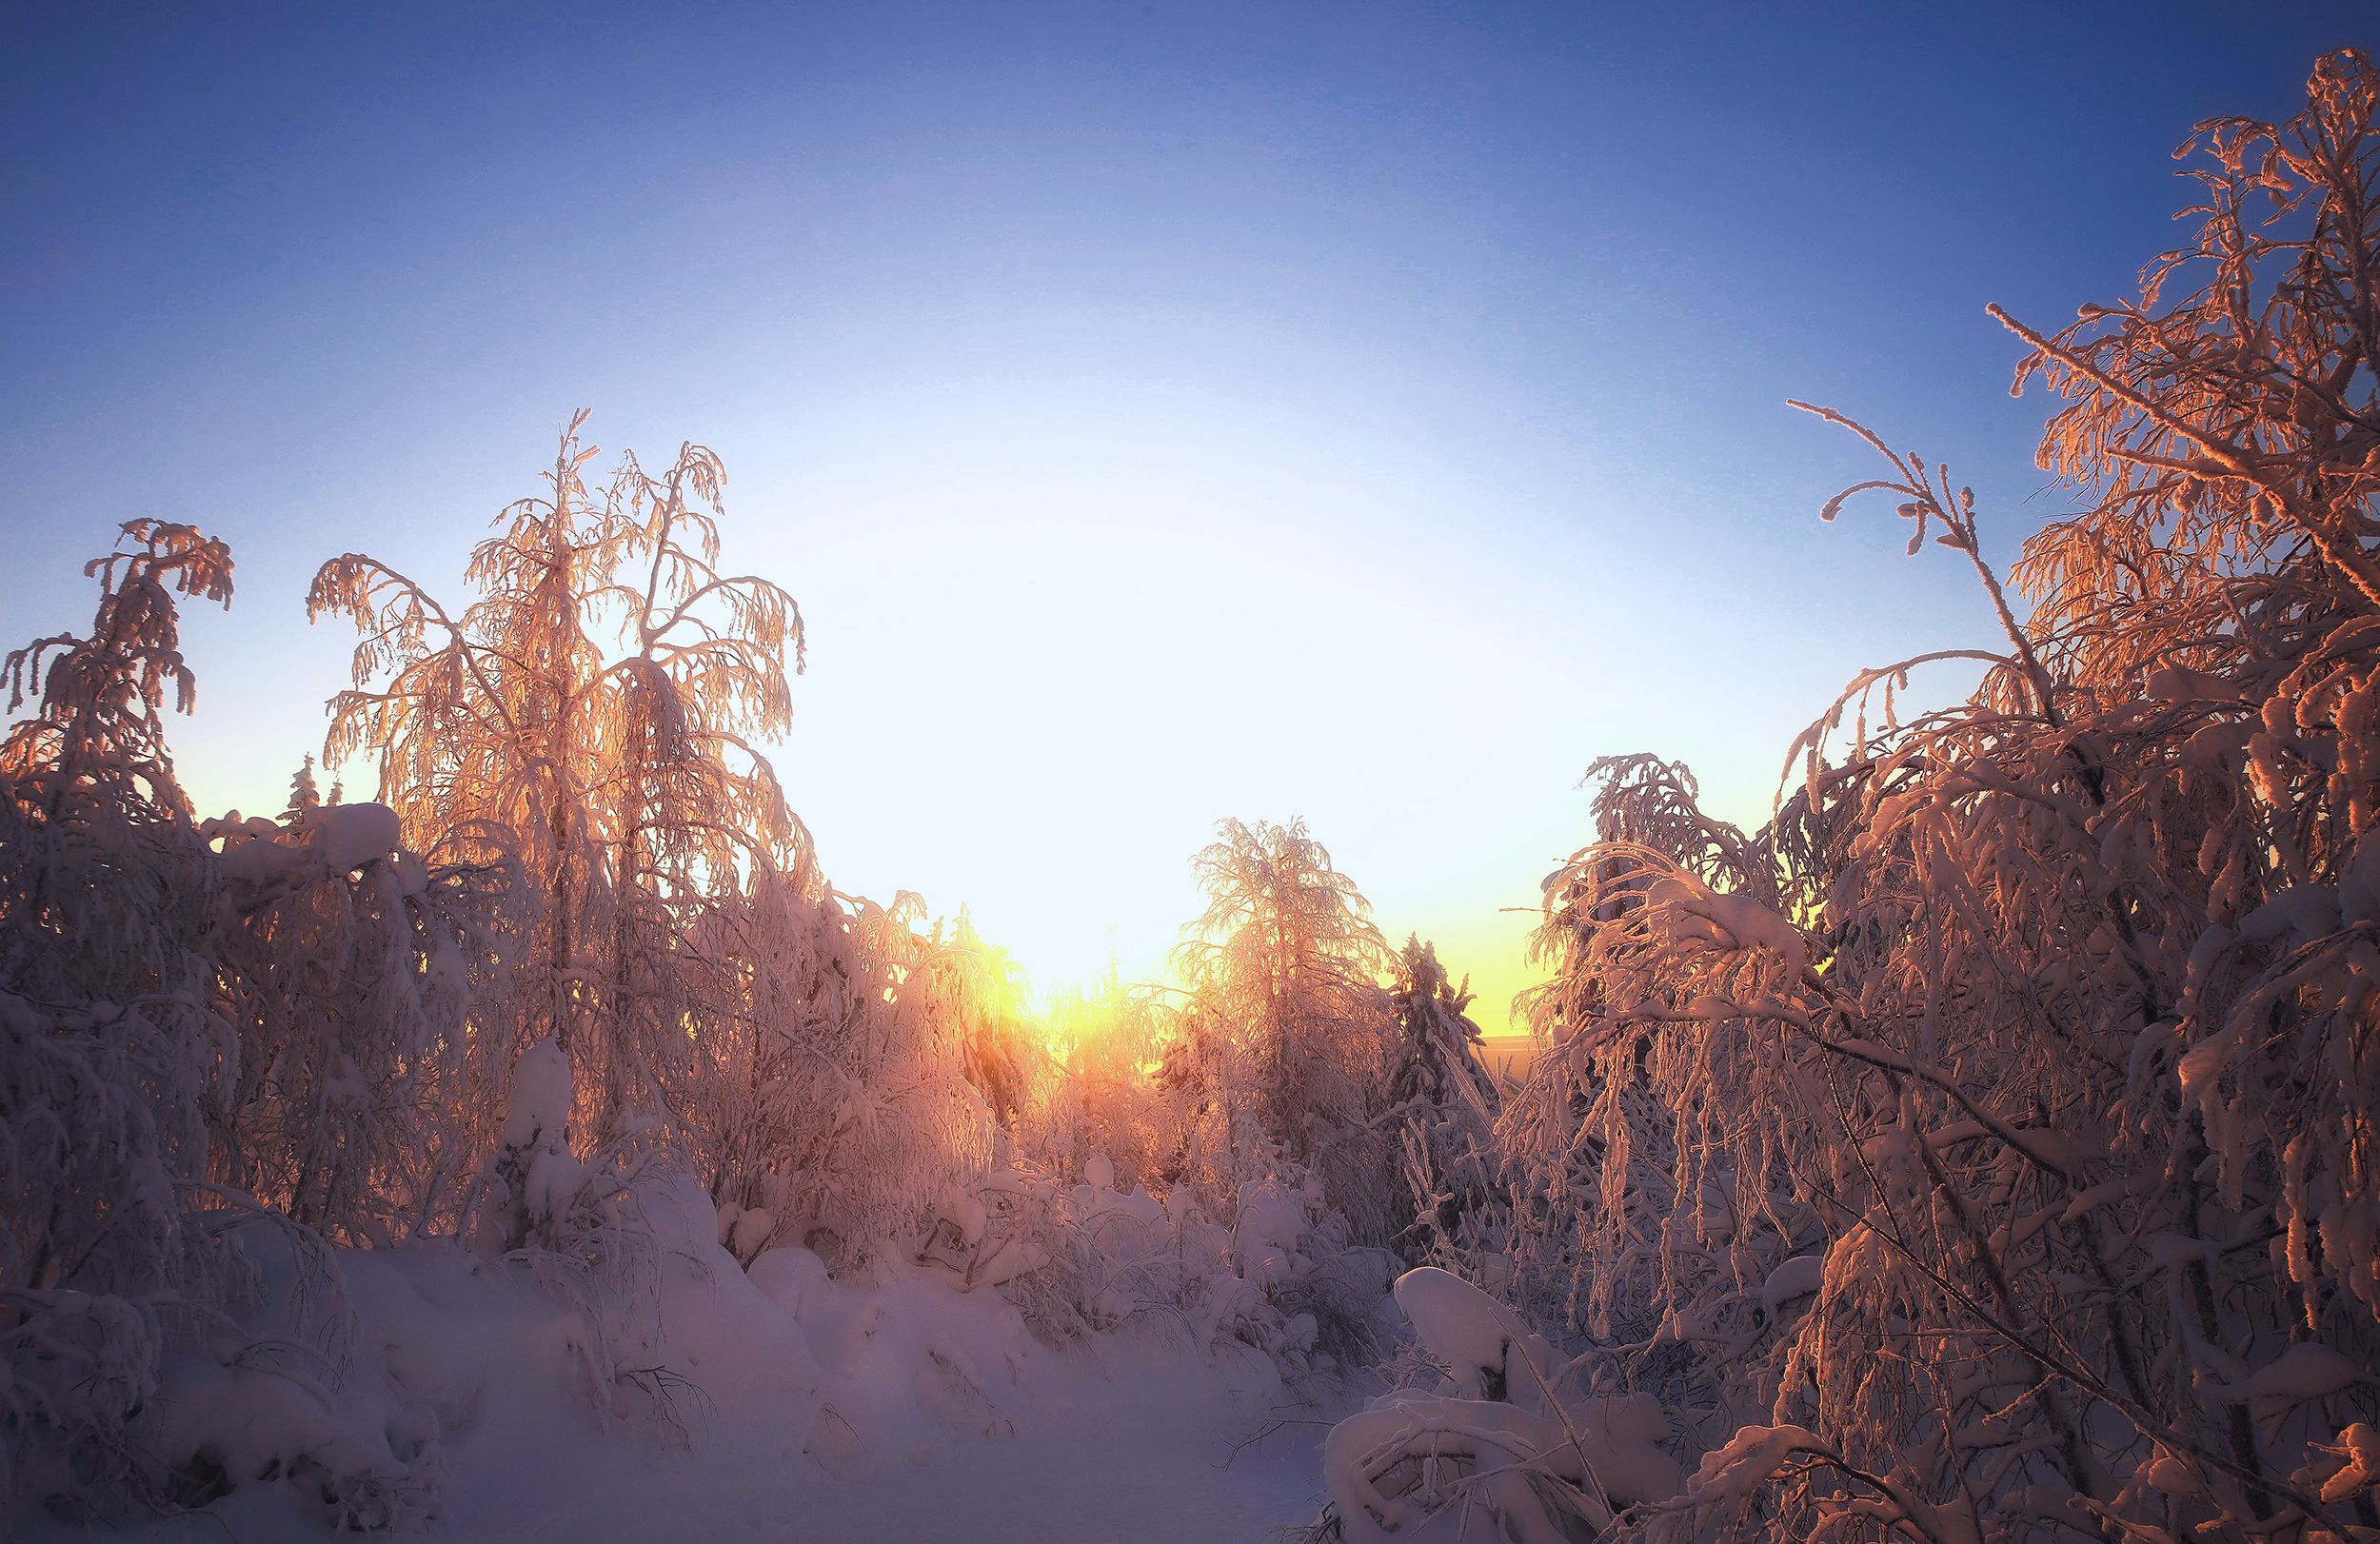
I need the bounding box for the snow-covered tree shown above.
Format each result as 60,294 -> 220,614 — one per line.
589,434 -> 810,1138
1025,970 -> 1177,1193
3,525 -> 482,1525
689,875 -> 995,1269
308,413 -> 809,1158
1381,937 -> 1501,1268
1,522 -> 246,1516
1497,50 -> 2380,1542
2,519 -> 233,1002
1171,818 -> 1398,1242
207,778 -> 512,1243
307,422 -> 606,1075
1321,1265 -> 1683,1542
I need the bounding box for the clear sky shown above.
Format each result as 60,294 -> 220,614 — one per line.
6,2 -> 2370,1028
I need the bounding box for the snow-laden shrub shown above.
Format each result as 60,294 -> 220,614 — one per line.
1319,1266 -> 1682,1544
693,879 -> 996,1271
1,523 -> 245,1521
469,1036 -> 684,1442
1022,976 -> 1178,1193
208,771 -> 517,1244
0,988 -> 239,1515
1139,1125 -> 1398,1385
0,523 -> 427,1529
910,1155 -> 1201,1350
895,1134 -> 1396,1392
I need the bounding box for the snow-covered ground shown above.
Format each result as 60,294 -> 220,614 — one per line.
29,1177 -> 1338,1544
510,1355 -> 1330,1544
202,1348 -> 1327,1544
74,1379 -> 1326,1544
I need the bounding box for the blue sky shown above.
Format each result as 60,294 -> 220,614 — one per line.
6,2 -> 2370,1020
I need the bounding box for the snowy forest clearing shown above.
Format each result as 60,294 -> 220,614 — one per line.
460,1405 -> 1321,1544
770,1390 -> 1322,1544
71,1318 -> 1334,1544
12,35 -> 2380,1544
20,1177 -> 1337,1544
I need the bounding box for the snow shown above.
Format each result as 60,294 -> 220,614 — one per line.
726,1205 -> 775,1263
746,1244 -> 831,1317
1685,1422 -> 1821,1502
2144,664 -> 2242,703
1641,872 -> 1808,975
310,801 -> 403,873
1326,1269 -> 1683,1541
381,1356 -> 1325,1544
1234,1177 -> 1314,1289
1760,1254 -> 1824,1316
1325,1392 -> 1683,1542
1392,1267 -> 1528,1393
501,1039 -> 572,1151
2219,1341 -> 2367,1402
2234,884 -> 2341,947
2321,1421 -> 2380,1504
29,1176 -> 1336,1544
940,1184 -> 989,1247
206,801 -> 403,889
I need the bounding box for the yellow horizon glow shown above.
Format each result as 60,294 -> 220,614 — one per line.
163,405 -> 1626,1044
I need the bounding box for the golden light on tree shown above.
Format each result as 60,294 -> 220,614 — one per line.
308,413 -> 813,1144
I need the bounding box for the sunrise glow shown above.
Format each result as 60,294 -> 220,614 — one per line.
8,8 -> 2376,1542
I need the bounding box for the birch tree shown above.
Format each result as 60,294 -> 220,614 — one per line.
1498,50 -> 2380,1543
1174,818 -> 1399,1244
308,413 -> 808,1153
